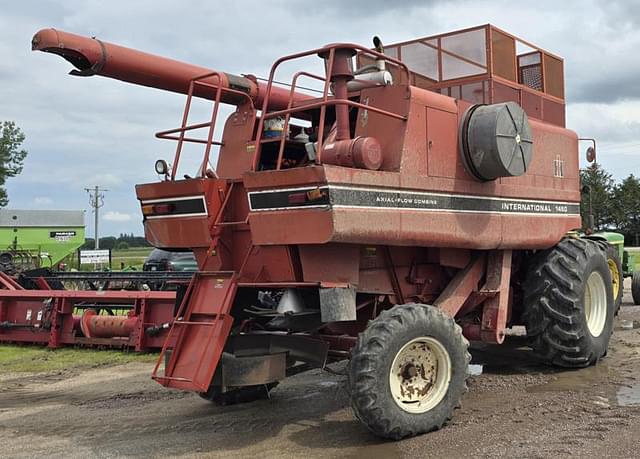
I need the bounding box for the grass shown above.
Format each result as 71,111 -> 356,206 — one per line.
0,345 -> 158,373
61,246 -> 153,271
111,247 -> 153,271
112,247 -> 154,257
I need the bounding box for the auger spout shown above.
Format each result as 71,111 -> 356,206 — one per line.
32,28 -> 311,110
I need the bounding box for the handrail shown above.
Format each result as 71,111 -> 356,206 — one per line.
155,71 -> 255,180
252,43 -> 410,171
277,71 -> 327,170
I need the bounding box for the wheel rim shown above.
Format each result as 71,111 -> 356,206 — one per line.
584,271 -> 608,337
389,336 -> 451,414
607,258 -> 620,300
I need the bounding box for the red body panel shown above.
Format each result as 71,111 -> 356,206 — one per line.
244,85 -> 580,250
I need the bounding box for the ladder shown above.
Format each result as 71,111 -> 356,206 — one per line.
152,271 -> 237,392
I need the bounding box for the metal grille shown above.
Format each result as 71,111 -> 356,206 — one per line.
520,65 -> 542,91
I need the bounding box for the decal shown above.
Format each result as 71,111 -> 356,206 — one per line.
248,185 -> 580,216
140,195 -> 208,220
50,231 -> 76,241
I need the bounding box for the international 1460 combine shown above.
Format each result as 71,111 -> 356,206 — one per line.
30,24 -> 614,439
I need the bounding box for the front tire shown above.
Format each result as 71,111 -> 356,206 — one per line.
523,238 -> 614,367
348,304 -> 469,440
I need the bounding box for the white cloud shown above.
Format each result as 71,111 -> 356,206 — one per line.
103,211 -> 132,222
85,173 -> 124,188
33,197 -> 53,205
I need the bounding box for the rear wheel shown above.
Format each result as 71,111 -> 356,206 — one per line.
349,304 -> 469,440
632,271 -> 640,306
523,238 -> 614,367
594,241 -> 623,314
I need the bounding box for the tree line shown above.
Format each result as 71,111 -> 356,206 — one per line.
81,233 -> 151,250
581,163 -> 640,245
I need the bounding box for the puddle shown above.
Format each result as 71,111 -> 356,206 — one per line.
617,384 -> 640,406
527,363 -> 613,393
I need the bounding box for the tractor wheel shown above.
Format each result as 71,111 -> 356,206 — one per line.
199,382 -> 278,406
523,238 -> 614,368
348,303 -> 470,440
632,271 -> 640,306
593,241 -> 623,314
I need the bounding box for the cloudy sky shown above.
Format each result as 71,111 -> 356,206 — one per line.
2,0 -> 640,237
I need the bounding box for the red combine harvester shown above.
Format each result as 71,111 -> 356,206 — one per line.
30,25 -> 613,439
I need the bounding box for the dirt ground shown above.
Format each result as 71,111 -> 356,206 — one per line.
2,287 -> 640,458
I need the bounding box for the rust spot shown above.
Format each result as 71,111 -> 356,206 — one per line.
416,382 -> 434,397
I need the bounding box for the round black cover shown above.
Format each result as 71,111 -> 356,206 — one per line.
461,102 -> 533,181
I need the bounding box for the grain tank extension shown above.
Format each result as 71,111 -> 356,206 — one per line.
33,25 -> 614,439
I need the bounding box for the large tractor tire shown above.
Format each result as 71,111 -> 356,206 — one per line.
348,304 -> 470,440
523,238 -> 614,368
632,271 -> 640,306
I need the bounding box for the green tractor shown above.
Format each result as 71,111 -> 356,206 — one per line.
583,231 -> 638,311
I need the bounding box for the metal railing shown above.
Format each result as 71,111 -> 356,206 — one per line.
252,43 -> 411,171
155,72 -> 255,180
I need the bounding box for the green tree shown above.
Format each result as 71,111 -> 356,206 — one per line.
116,241 -> 130,250
99,236 -> 117,250
81,238 -> 95,250
580,163 -> 614,230
611,174 -> 640,243
0,121 -> 28,207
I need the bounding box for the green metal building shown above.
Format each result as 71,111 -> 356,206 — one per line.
0,209 -> 85,270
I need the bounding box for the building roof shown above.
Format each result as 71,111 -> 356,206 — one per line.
0,209 -> 85,228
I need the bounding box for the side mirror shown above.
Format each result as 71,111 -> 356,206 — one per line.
579,138 -> 597,163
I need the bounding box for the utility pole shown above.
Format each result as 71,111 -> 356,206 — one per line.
85,186 -> 108,249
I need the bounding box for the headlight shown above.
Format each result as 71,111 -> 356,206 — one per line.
155,159 -> 169,175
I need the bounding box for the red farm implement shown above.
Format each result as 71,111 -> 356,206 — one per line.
0,271 -> 179,351
27,24 -> 616,439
